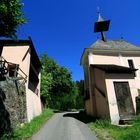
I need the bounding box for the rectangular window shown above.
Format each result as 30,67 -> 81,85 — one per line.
128,60 -> 134,69
28,65 -> 39,94
128,59 -> 136,77
8,63 -> 19,77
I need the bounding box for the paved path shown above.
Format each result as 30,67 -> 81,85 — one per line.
31,112 -> 98,140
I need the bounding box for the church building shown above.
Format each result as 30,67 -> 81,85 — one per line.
81,14 -> 140,124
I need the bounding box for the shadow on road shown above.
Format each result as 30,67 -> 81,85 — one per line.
53,110 -> 67,113
63,110 -> 97,124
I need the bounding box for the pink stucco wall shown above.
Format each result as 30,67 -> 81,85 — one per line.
83,52 -> 140,124
89,53 -> 140,89
94,68 -> 110,118
2,45 -> 42,122
85,99 -> 92,115
105,74 -> 138,124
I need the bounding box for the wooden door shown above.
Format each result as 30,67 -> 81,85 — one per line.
114,82 -> 135,119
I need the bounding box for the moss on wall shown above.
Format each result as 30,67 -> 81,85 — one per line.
0,77 -> 27,136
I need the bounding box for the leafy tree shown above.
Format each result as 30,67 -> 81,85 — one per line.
75,80 -> 84,109
40,54 -> 53,107
59,82 -> 78,110
41,71 -> 53,107
0,0 -> 26,38
76,80 -> 84,96
40,53 -> 78,110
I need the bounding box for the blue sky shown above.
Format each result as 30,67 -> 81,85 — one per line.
19,0 -> 140,81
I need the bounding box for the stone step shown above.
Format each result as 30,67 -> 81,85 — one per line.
119,117 -> 135,125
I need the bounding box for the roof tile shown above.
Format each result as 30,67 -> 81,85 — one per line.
90,40 -> 140,51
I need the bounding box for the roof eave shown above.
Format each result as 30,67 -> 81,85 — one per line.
91,64 -> 138,74
80,48 -> 89,65
0,38 -> 42,69
88,48 -> 140,55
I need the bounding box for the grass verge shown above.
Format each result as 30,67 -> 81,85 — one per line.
1,108 -> 54,140
88,115 -> 140,140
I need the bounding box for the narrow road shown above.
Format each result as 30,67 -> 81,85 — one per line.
31,112 -> 98,140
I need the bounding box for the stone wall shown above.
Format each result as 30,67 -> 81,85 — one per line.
0,77 -> 27,136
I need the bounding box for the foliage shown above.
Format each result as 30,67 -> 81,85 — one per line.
138,89 -> 140,96
41,67 -> 53,106
75,80 -> 84,109
58,83 -> 78,110
0,109 -> 54,140
40,53 -> 80,110
88,115 -> 140,140
0,0 -> 26,38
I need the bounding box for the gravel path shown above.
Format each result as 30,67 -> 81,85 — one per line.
31,112 -> 98,140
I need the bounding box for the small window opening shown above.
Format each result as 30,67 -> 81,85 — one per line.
128,59 -> 136,77
8,64 -> 19,77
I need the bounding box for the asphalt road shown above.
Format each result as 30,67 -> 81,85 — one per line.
31,112 -> 98,140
